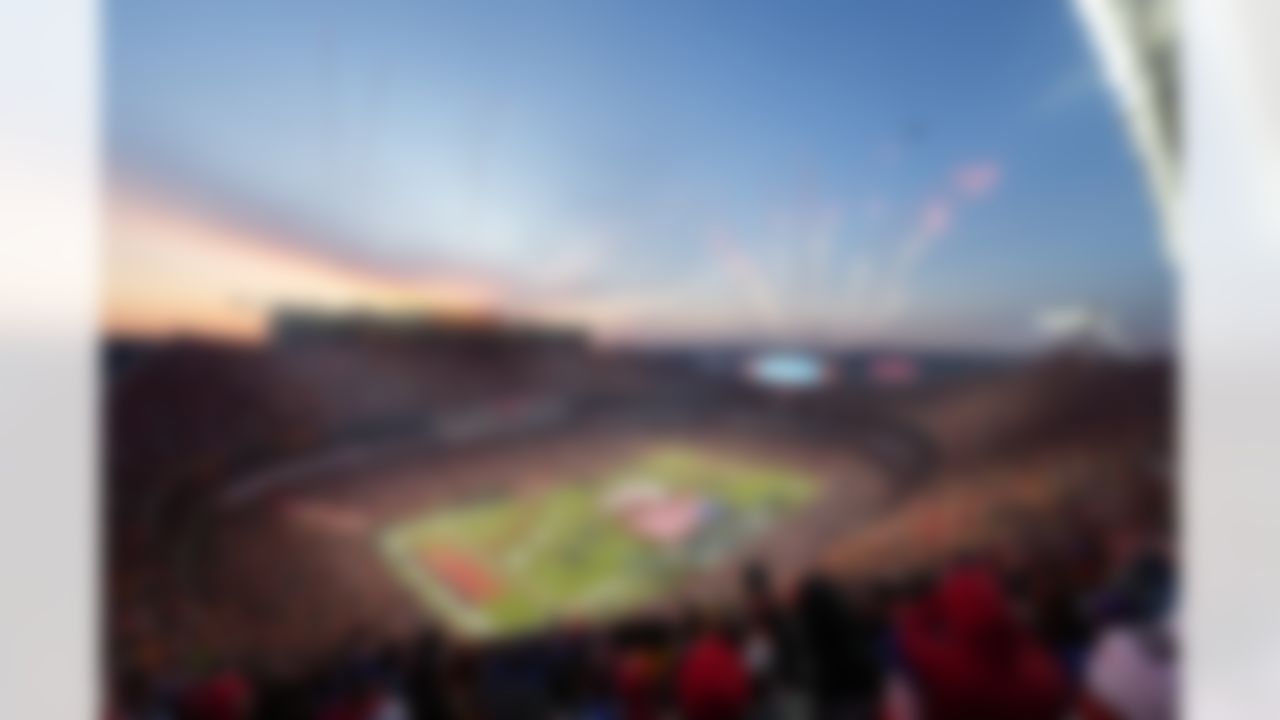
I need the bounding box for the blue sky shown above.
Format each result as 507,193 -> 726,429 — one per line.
106,0 -> 1172,352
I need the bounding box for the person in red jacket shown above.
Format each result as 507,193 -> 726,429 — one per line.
895,565 -> 1070,720
179,670 -> 253,720
677,616 -> 752,720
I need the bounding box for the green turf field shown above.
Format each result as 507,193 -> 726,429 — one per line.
377,445 -> 818,638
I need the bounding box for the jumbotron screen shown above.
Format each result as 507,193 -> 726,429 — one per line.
744,351 -> 830,392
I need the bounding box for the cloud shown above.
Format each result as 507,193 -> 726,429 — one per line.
1034,304 -> 1132,353
104,186 -> 507,342
532,290 -> 684,330
527,237 -> 614,294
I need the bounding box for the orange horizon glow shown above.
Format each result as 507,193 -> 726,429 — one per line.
104,184 -> 502,344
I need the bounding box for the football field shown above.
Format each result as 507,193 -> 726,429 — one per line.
377,445 -> 818,637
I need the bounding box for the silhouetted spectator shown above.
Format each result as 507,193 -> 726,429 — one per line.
740,563 -> 806,697
112,668 -> 176,720
614,644 -> 664,720
795,574 -> 885,719
1027,570 -> 1094,684
250,671 -> 310,720
404,630 -> 452,720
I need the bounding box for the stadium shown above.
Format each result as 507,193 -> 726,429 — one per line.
106,311 -> 1172,681
102,3 -> 1179,716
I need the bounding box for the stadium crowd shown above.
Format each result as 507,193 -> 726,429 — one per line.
108,503 -> 1175,720
107,338 -> 1173,720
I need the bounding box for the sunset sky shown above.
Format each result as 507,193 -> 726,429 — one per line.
106,0 -> 1172,352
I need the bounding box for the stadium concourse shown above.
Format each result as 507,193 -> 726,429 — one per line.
105,314 -> 1174,720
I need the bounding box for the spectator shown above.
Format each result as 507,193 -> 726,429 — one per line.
1020,566 -> 1094,685
1080,613 -> 1175,720
179,670 -> 253,720
111,668 -> 176,720
404,630 -> 452,720
614,644 -> 664,720
895,566 -> 1069,720
795,574 -> 885,720
566,636 -> 622,720
740,563 -> 806,700
1080,551 -> 1177,720
440,646 -> 484,720
677,614 -> 751,720
313,649 -> 411,720
250,670 -> 310,720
